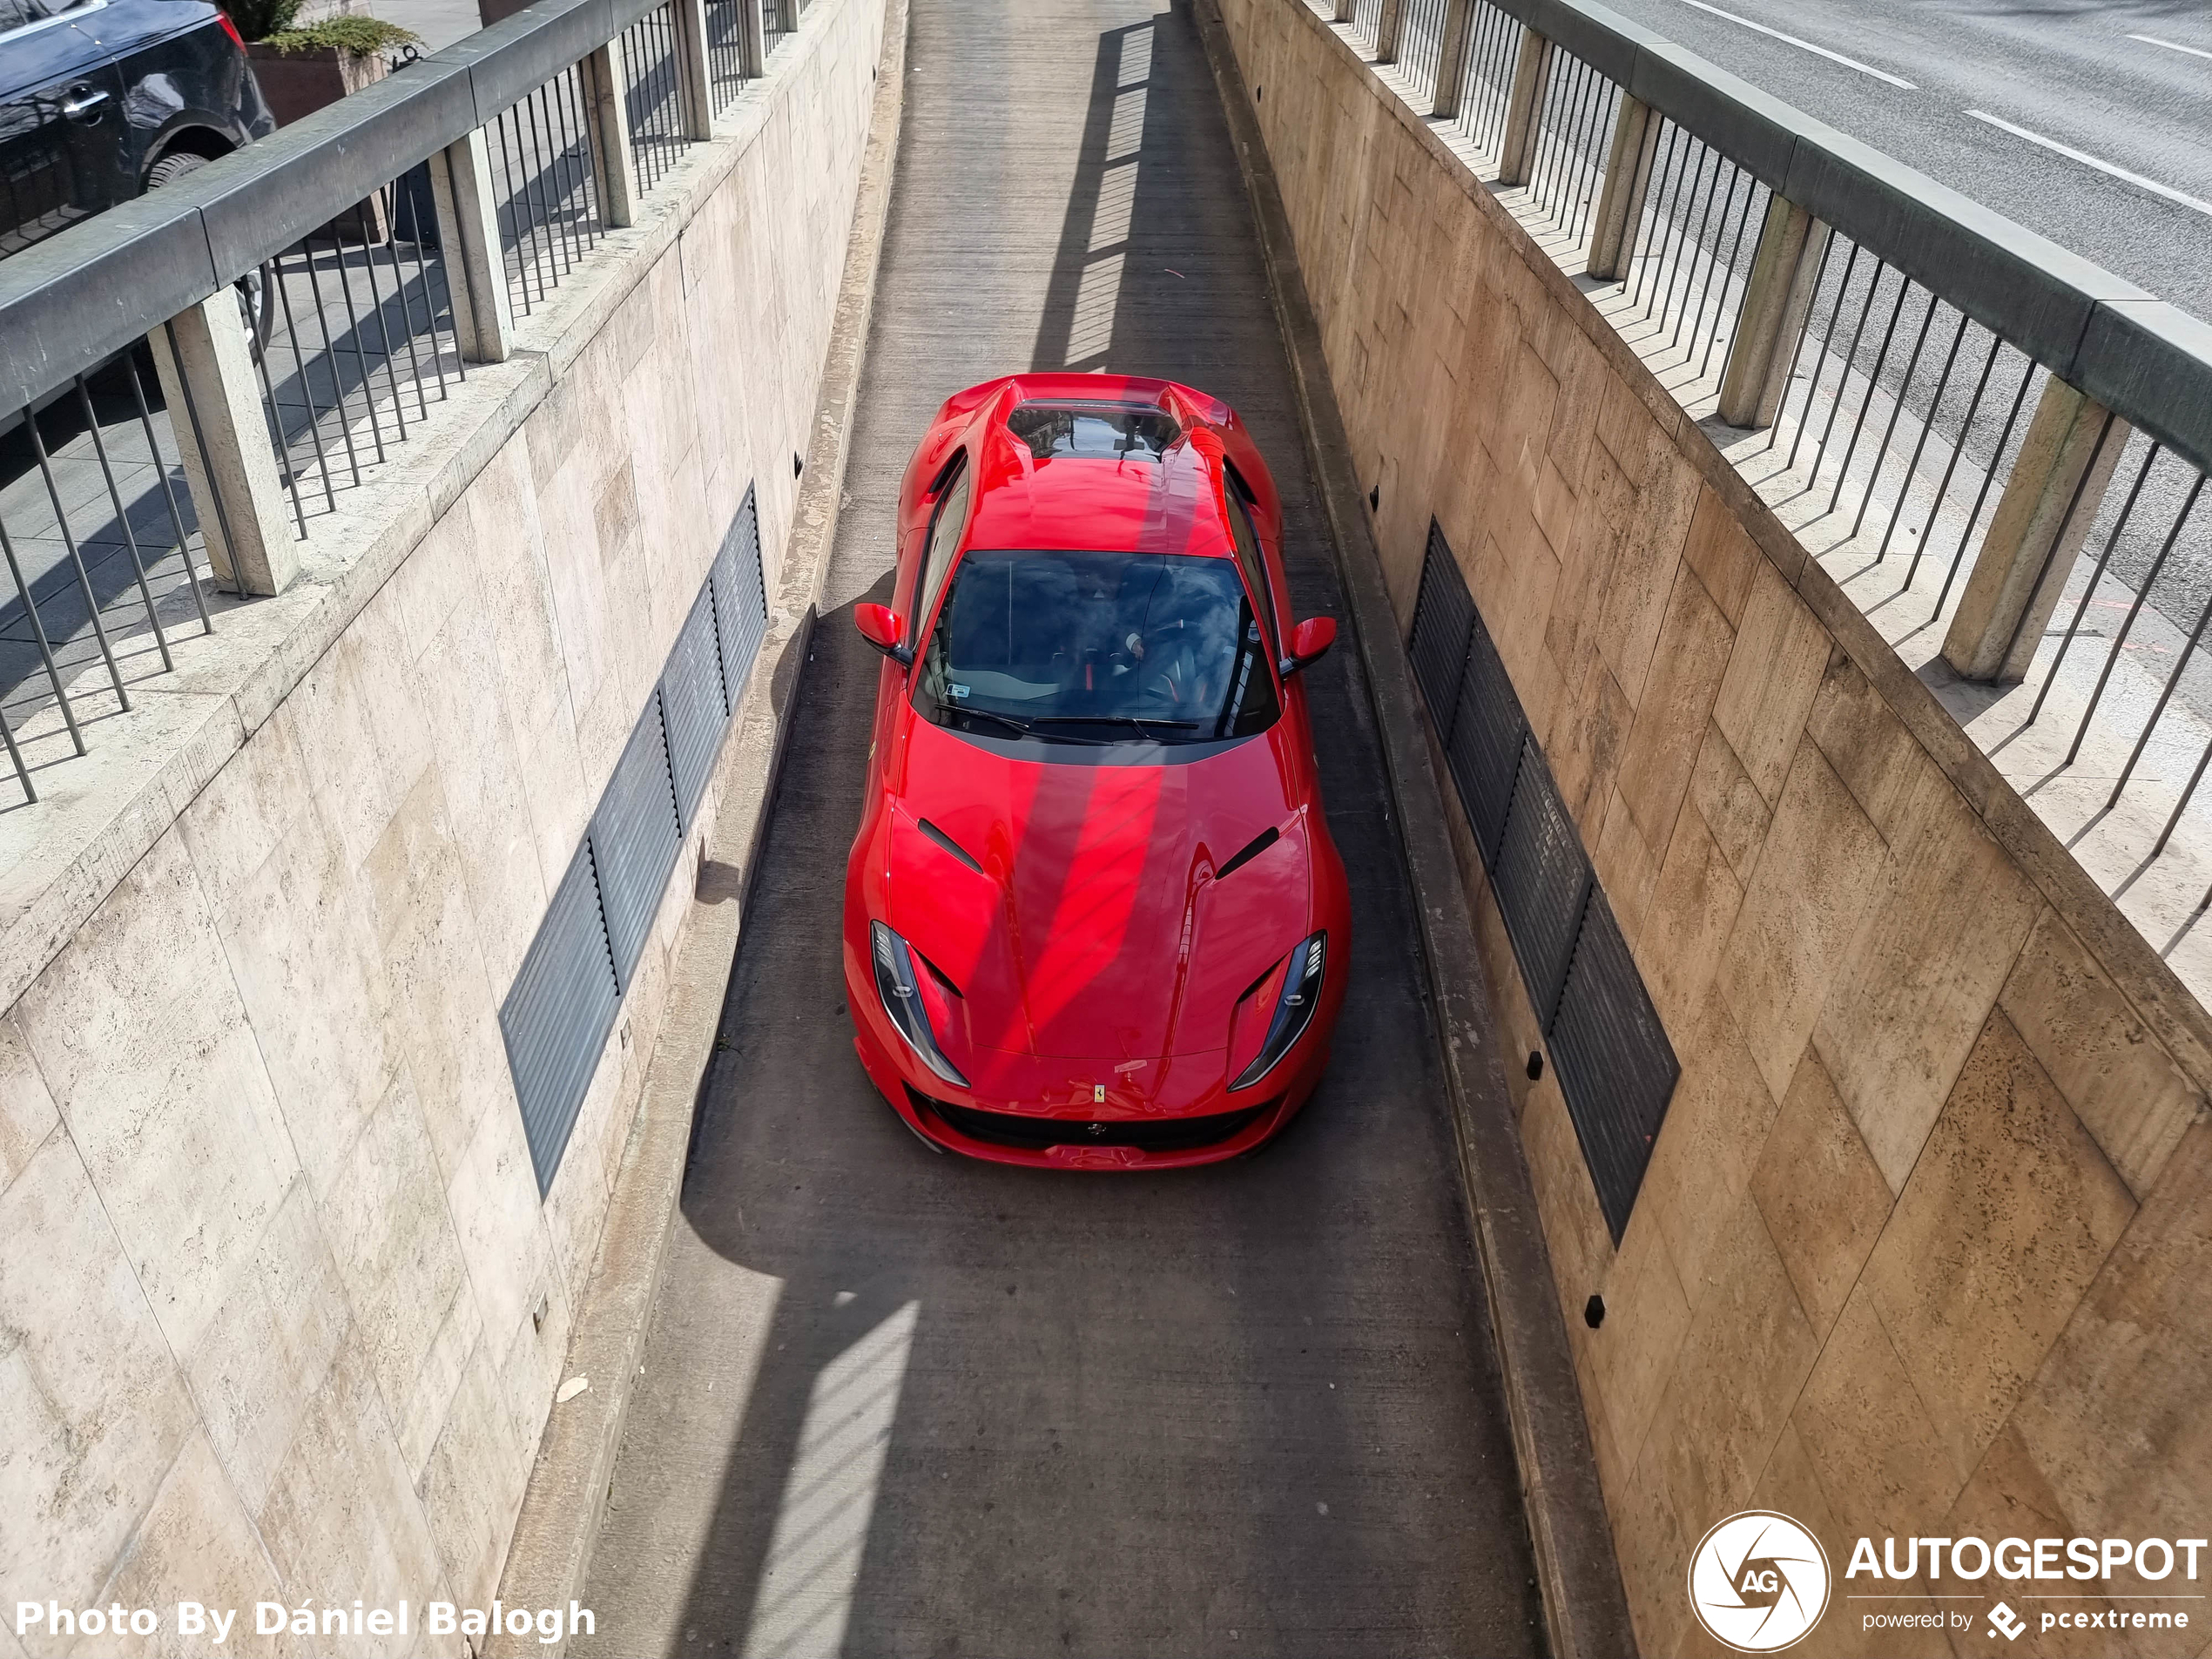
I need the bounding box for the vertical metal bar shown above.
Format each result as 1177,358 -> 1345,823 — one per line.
246,320 -> 309,538
2108,562 -> 2212,807
1787,240 -> 1858,470
1683,165 -> 1746,361
1851,288 -> 1941,537
1698,176 -> 1762,377
0,514 -> 84,753
362,194 -> 427,431
71,376 -> 172,671
1904,328 -> 2000,583
1628,123 -> 1683,307
270,253 -> 342,507
1875,307 -> 1969,561
399,179 -> 455,397
2155,727 -> 2212,856
351,213 -> 414,442
23,403 -> 132,710
1806,254 -> 1885,481
1934,355 -> 2038,613
380,182 -> 435,417
1828,273 -> 1912,513
0,700 -> 31,805
122,347 -> 213,633
2029,441 -> 2161,723
1660,145 -> 1721,344
307,230 -> 386,466
2064,471 -> 2206,765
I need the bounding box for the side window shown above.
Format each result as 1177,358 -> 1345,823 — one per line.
911,456 -> 970,645
1223,467 -> 1279,655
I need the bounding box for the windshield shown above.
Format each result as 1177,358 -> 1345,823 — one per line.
912,550 -> 1281,746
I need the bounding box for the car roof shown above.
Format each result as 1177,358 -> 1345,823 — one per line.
954,375 -> 1244,562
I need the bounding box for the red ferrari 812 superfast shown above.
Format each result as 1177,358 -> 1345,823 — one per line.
842,374 -> 1351,1168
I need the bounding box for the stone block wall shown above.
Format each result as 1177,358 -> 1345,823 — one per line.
0,0 -> 884,1649
1211,0 -> 2212,1652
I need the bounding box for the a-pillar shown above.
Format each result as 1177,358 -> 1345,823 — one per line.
1942,381 -> 2128,682
428,127 -> 515,363
1496,30 -> 1550,186
148,291 -> 296,597
1716,199 -> 1824,427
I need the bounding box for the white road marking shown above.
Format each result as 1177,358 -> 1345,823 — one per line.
1673,0 -> 1916,89
1965,108 -> 2212,220
2128,32 -> 2212,64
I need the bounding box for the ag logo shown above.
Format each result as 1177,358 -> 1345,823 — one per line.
1688,1510 -> 1831,1652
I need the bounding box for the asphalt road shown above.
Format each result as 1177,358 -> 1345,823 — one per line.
1593,0 -> 2212,321
573,0 -> 1545,1652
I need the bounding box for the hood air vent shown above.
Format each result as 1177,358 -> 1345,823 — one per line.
1215,826 -> 1280,880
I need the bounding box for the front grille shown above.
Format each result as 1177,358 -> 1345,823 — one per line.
911,1089 -> 1271,1153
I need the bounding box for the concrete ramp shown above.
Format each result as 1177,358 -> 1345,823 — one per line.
574,0 -> 1549,1651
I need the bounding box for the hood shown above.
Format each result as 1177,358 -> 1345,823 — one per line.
882,720 -> 1312,1068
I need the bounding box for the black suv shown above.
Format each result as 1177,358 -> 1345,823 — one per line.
1,0 -> 273,261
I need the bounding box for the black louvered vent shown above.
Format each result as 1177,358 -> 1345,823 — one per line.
502,841 -> 621,1196
1549,888 -> 1676,1242
592,693 -> 684,988
713,484 -> 770,700
664,583 -> 728,830
1406,520 -> 1678,1243
1408,520 -> 1476,745
1493,738 -> 1593,1029
500,484 -> 770,1197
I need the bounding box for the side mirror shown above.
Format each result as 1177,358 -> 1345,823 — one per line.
855,603 -> 913,666
1281,615 -> 1336,676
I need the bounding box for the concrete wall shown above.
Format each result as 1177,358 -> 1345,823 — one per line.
0,0 -> 884,1649
1211,0 -> 2212,1652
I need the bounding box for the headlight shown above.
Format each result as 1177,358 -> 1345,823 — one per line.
1231,932 -> 1325,1090
870,921 -> 968,1087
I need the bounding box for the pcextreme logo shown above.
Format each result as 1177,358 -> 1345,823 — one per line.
1688,1511 -> 1833,1653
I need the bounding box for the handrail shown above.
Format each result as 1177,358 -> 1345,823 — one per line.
0,0 -> 662,414
1463,0 -> 2212,475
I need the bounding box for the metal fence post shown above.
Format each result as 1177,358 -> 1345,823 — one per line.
1429,0 -> 1474,118
1716,202 -> 1822,425
1374,0 -> 1406,61
585,42 -> 640,226
147,293 -> 297,597
429,129 -> 515,362
674,0 -> 716,138
1941,381 -> 2127,682
1496,30 -> 1549,185
1585,94 -> 1653,279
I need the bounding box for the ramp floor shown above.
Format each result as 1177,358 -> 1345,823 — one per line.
576,0 -> 1545,1651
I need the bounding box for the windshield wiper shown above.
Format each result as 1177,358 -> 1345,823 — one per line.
952,706 -> 1113,745
1032,716 -> 1203,738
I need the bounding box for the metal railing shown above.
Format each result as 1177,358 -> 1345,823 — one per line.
0,0 -> 786,807
1315,0 -> 2212,936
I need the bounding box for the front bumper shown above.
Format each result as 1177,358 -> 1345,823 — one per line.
844,938 -> 1334,1170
